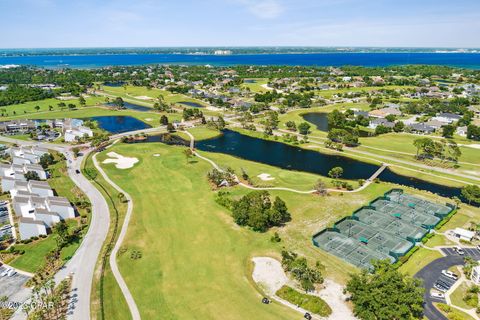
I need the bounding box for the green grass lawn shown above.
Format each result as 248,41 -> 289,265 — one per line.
180,126 -> 222,141
276,285 -> 331,316
0,96 -> 105,118
450,282 -> 477,310
399,247 -> 443,276
97,142 -> 301,319
240,78 -> 269,92
102,85 -> 207,107
95,138 -> 479,318
435,303 -> 476,320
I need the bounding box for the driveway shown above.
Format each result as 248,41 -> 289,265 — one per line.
415,247 -> 480,320
0,265 -> 31,312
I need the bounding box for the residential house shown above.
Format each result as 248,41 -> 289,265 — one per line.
432,113 -> 462,124
409,123 -> 435,134
18,217 -> 47,239
456,126 -> 468,137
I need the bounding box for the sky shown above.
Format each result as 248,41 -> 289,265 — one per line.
1,0 -> 480,48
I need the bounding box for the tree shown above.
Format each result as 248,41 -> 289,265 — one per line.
54,221 -> 69,247
78,96 -> 86,107
393,121 -> 405,132
442,125 -> 455,138
183,148 -> 194,163
281,251 -> 324,292
314,180 -> 328,196
285,121 -> 297,131
328,166 -> 343,179
34,105 -> 40,112
462,185 -> 480,205
160,115 -> 169,126
72,147 -> 80,157
327,109 -> 347,128
39,153 -> 54,169
345,260 -> 424,320
113,97 -> 124,109
298,122 -> 311,135
24,171 -> 40,181
231,191 -> 289,232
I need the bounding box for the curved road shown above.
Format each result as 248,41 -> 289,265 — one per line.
414,255 -> 465,320
0,137 -> 111,320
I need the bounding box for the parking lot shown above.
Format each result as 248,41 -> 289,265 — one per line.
441,247 -> 480,259
0,265 -> 30,298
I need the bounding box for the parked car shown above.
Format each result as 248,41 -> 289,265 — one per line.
304,313 -> 312,320
261,297 -> 270,304
75,169 -> 80,174
454,247 -> 465,255
431,291 -> 445,298
0,201 -> 8,206
1,268 -> 11,277
7,269 -> 16,277
434,282 -> 448,292
442,270 -> 458,280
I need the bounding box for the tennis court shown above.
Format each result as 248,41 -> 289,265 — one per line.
312,189 -> 455,270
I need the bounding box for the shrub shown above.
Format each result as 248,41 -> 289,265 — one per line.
276,286 -> 331,317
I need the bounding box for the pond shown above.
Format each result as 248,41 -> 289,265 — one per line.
106,101 -> 152,112
194,130 -> 463,200
244,79 -> 257,83
302,112 -> 372,137
88,116 -> 151,134
302,112 -> 329,132
103,81 -> 125,87
178,101 -> 204,108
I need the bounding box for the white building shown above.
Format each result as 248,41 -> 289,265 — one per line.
18,217 -> 47,239
453,228 -> 475,242
64,126 -> 93,142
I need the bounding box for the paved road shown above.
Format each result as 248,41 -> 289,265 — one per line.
0,137 -> 111,320
414,247 -> 480,320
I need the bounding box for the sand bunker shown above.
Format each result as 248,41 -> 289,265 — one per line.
252,257 -> 288,295
257,173 -> 275,181
135,95 -> 153,100
103,152 -> 139,169
153,154 -> 161,157
144,118 -> 153,122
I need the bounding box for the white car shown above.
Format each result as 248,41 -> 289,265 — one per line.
442,270 -> 458,280
7,269 -> 16,277
453,247 -> 465,255
1,268 -> 11,277
431,292 -> 445,298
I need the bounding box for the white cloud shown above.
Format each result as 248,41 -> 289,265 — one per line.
237,0 -> 284,19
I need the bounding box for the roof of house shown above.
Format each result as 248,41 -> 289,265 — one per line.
437,112 -> 461,119
19,217 -> 45,226
454,227 -> 475,239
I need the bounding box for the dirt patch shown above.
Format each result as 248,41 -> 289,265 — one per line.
252,257 -> 288,295
257,173 -> 275,181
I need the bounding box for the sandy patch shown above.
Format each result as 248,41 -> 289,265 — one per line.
257,173 -> 275,181
153,154 -> 161,157
144,118 -> 153,122
315,279 -> 357,320
135,95 -> 153,100
103,152 -> 139,169
460,144 -> 480,149
252,257 -> 355,320
252,257 -> 288,295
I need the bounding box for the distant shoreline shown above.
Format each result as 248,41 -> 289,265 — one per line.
1,52 -> 480,69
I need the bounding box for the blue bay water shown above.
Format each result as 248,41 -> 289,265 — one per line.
1,53 -> 480,68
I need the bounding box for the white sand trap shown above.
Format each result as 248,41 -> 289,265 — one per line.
103,152 -> 139,169
153,154 -> 161,157
144,118 -> 153,122
252,257 -> 288,295
135,95 -> 153,100
257,173 -> 275,181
